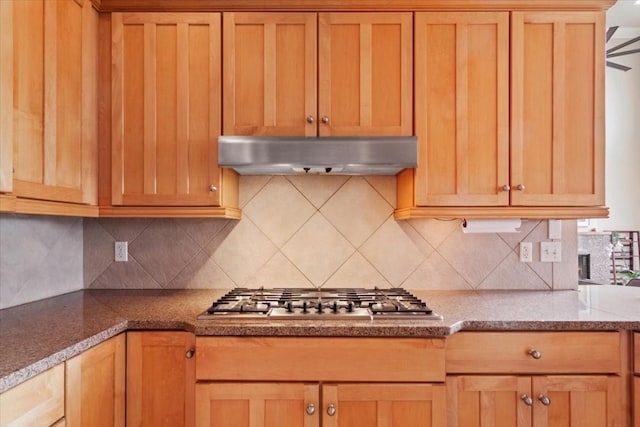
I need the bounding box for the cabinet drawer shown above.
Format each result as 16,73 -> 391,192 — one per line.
635,332 -> 639,374
0,364 -> 64,427
446,332 -> 620,374
196,337 -> 445,382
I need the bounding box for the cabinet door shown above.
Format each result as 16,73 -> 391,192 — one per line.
0,364 -> 64,426
532,376 -> 622,427
223,13 -> 317,136
318,13 -> 412,137
0,1 -> 13,194
412,12 -> 509,206
322,383 -> 446,427
10,0 -> 97,205
112,13 -> 222,206
447,376 -> 532,427
195,382 -> 319,427
634,377 -> 639,427
127,331 -> 196,427
66,334 -> 125,427
511,12 -> 605,206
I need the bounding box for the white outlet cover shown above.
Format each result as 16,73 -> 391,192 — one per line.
540,241 -> 562,262
520,242 -> 533,263
115,241 -> 128,262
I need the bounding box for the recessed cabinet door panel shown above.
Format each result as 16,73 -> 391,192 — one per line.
195,382 -> 319,427
318,12 -> 412,136
10,0 -> 95,205
413,12 -> 509,206
322,383 -> 446,427
112,13 -> 221,206
127,331 -> 196,427
532,376 -> 622,427
511,12 -> 605,206
223,13 -> 317,136
447,376 -> 532,427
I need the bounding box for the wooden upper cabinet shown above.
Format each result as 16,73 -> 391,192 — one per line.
222,12 -> 412,137
111,12 -> 224,207
0,1 -> 13,194
127,332 -> 196,427
318,12 -> 413,136
411,12 -> 509,206
511,12 -> 605,206
223,13 -> 317,136
7,0 -> 97,206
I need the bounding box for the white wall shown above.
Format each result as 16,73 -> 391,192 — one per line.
592,40 -> 640,232
593,5 -> 640,232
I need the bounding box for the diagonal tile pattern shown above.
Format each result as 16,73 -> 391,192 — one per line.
83,176 -> 579,292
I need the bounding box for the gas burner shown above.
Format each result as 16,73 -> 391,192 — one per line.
198,287 -> 443,321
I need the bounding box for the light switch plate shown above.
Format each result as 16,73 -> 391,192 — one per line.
548,219 -> 562,239
541,241 -> 562,262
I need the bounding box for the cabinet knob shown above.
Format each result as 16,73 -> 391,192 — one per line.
516,184 -> 525,191
528,349 -> 542,359
209,185 -> 217,192
502,184 -> 511,192
306,115 -> 315,124
185,348 -> 195,359
306,403 -> 316,415
538,394 -> 551,406
321,116 -> 330,124
520,394 -> 533,406
327,403 -> 336,416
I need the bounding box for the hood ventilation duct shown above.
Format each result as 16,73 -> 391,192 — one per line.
218,136 -> 418,176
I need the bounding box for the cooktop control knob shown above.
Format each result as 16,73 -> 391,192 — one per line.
332,302 -> 338,313
347,302 -> 354,312
286,301 -> 293,313
302,301 -> 308,313
316,303 -> 323,314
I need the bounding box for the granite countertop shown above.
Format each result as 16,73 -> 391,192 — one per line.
1,285 -> 639,393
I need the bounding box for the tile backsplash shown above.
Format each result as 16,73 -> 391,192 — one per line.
0,215 -> 83,309
85,176 -> 578,291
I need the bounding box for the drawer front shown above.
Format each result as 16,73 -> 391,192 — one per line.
635,332 -> 639,374
0,364 -> 65,427
196,337 -> 445,382
446,331 -> 620,374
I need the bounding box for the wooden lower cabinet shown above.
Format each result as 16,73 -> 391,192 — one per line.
195,382 -> 446,427
126,331 -> 196,427
0,363 -> 65,427
447,375 -> 622,427
635,377 -> 639,427
65,334 -> 125,427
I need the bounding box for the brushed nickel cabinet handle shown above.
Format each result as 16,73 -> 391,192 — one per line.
185,349 -> 195,359
528,349 -> 542,359
306,115 -> 315,124
538,394 -> 551,406
209,185 -> 217,192
516,184 -> 525,191
306,403 -> 316,415
502,184 -> 511,191
520,394 -> 533,406
321,116 -> 330,124
327,404 -> 336,416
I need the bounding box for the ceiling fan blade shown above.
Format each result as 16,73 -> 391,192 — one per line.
606,26 -> 618,43
606,61 -> 631,71
608,48 -> 640,58
607,36 -> 640,54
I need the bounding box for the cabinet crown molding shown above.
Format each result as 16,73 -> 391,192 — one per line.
98,0 -> 616,13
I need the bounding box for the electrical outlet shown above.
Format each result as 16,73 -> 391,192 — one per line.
520,242 -> 533,262
540,241 -> 562,262
115,241 -> 128,262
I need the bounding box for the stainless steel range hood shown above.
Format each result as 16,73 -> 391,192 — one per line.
218,136 -> 417,175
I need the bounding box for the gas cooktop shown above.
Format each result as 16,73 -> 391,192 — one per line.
198,287 -> 443,321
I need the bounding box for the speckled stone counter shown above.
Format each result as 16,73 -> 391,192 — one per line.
1,285 -> 639,393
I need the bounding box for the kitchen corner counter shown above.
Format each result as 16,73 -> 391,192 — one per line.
1,285 -> 639,393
